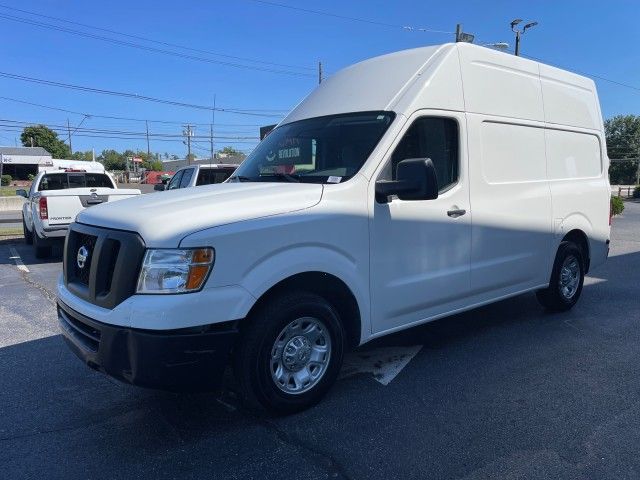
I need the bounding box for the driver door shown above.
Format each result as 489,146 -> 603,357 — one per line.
369,111 -> 471,334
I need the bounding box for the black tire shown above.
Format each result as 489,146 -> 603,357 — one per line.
536,241 -> 584,312
33,232 -> 52,259
23,218 -> 33,245
233,291 -> 345,415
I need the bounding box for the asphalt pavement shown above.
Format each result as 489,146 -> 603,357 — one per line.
1,202 -> 639,480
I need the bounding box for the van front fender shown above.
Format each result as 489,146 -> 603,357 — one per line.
239,244 -> 370,335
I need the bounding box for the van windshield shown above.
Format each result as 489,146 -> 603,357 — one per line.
230,111 -> 395,184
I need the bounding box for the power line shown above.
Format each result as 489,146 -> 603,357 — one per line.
0,8 -> 314,77
246,0 -> 453,34
0,13 -> 312,78
0,127 -> 259,145
0,118 -> 260,140
0,95 -> 266,127
0,71 -> 286,117
0,3 -> 313,72
519,52 -> 640,94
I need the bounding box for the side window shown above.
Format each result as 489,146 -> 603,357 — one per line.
196,169 -> 209,186
167,170 -> 184,190
179,168 -> 194,188
382,117 -> 459,192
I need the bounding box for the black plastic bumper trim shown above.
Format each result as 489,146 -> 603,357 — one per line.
57,300 -> 239,392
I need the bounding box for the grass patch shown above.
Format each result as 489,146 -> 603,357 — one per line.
0,227 -> 22,236
0,187 -> 18,196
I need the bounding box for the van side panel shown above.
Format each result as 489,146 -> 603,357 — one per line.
391,46 -> 465,115
467,116 -> 553,296
539,64 -> 601,130
545,127 -> 610,270
539,64 -> 610,271
457,45 -> 544,122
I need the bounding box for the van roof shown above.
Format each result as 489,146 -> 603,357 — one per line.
282,43 -> 602,132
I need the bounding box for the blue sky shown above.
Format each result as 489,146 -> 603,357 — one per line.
1,0 -> 639,158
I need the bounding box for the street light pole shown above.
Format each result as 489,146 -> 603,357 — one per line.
511,19 -> 538,56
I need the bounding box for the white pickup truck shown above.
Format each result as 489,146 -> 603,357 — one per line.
18,169 -> 140,258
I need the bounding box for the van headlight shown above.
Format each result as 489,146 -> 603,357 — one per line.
136,248 -> 215,294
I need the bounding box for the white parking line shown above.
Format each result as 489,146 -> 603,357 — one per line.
9,247 -> 30,273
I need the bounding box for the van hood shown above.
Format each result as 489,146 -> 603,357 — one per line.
76,182 -> 323,247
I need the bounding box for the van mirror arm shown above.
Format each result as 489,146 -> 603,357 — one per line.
375,179 -> 417,203
375,158 -> 439,204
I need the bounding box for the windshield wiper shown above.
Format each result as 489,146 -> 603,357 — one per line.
258,173 -> 300,183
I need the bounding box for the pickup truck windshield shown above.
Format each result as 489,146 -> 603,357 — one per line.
38,173 -> 113,191
230,111 -> 395,184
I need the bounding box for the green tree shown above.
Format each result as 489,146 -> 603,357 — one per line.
605,115 -> 640,185
98,149 -> 126,170
20,125 -> 71,159
147,160 -> 163,171
71,150 -> 93,161
186,153 -> 197,162
219,146 -> 242,156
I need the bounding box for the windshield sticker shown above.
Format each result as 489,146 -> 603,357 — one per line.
327,176 -> 342,184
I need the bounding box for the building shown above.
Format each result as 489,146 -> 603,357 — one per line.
161,155 -> 245,171
0,147 -> 53,180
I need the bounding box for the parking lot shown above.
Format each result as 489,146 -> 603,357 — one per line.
0,202 -> 638,479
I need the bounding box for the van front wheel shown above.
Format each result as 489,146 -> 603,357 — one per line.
233,291 -> 345,415
536,241 -> 584,312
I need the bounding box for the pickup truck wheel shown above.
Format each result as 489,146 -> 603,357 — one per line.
33,232 -> 52,259
233,291 -> 345,415
22,218 -> 33,245
536,241 -> 584,312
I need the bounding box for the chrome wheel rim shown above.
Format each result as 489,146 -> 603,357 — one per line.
559,255 -> 580,299
270,317 -> 332,395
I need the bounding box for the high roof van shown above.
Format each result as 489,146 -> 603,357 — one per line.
57,43 -> 610,414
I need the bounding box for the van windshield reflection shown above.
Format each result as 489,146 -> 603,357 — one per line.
230,111 -> 395,184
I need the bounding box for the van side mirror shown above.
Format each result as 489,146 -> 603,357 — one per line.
375,158 -> 438,204
16,189 -> 28,198
154,184 -> 166,191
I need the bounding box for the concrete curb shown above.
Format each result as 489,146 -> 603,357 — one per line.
0,196 -> 25,211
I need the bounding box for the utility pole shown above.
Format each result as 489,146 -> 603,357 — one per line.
636,146 -> 640,185
183,124 -> 194,165
145,120 -> 151,162
511,19 -> 538,56
67,118 -> 73,155
318,61 -> 323,84
210,94 -> 216,163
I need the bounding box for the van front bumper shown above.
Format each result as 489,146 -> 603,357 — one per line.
57,300 -> 239,392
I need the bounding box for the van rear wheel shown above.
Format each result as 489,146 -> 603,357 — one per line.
536,241 -> 584,312
233,291 -> 345,415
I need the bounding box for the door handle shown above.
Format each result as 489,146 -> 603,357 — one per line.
447,208 -> 466,218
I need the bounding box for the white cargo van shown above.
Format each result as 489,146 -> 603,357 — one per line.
57,43 -> 610,414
